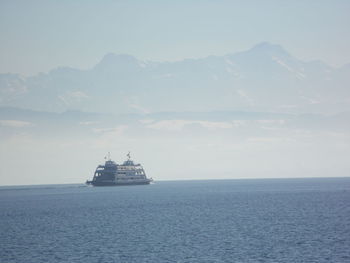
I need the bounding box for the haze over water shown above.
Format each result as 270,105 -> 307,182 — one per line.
1,1 -> 350,185
1,1 -> 350,262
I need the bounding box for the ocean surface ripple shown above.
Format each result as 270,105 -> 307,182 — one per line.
1,178 -> 350,263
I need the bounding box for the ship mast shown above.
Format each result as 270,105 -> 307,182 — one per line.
105,152 -> 111,161
127,151 -> 131,160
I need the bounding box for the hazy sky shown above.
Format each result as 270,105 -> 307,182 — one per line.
1,0 -> 350,75
1,1 -> 350,185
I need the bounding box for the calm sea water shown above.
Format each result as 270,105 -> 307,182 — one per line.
1,178 -> 350,263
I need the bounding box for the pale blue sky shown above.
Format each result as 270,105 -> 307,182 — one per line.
0,0 -> 350,75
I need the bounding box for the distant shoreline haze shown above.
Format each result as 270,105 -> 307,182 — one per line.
0,42 -> 349,185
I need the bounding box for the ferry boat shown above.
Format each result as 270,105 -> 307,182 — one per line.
86,152 -> 153,186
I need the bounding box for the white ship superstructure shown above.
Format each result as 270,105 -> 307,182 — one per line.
86,153 -> 152,186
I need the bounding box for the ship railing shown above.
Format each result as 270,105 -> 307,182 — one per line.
117,166 -> 143,170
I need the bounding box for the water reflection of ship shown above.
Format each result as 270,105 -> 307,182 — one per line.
86,152 -> 153,186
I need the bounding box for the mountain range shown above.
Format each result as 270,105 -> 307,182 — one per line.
1,42 -> 350,184
1,42 -> 349,115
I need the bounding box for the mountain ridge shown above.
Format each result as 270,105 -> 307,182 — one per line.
0,42 -> 349,114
